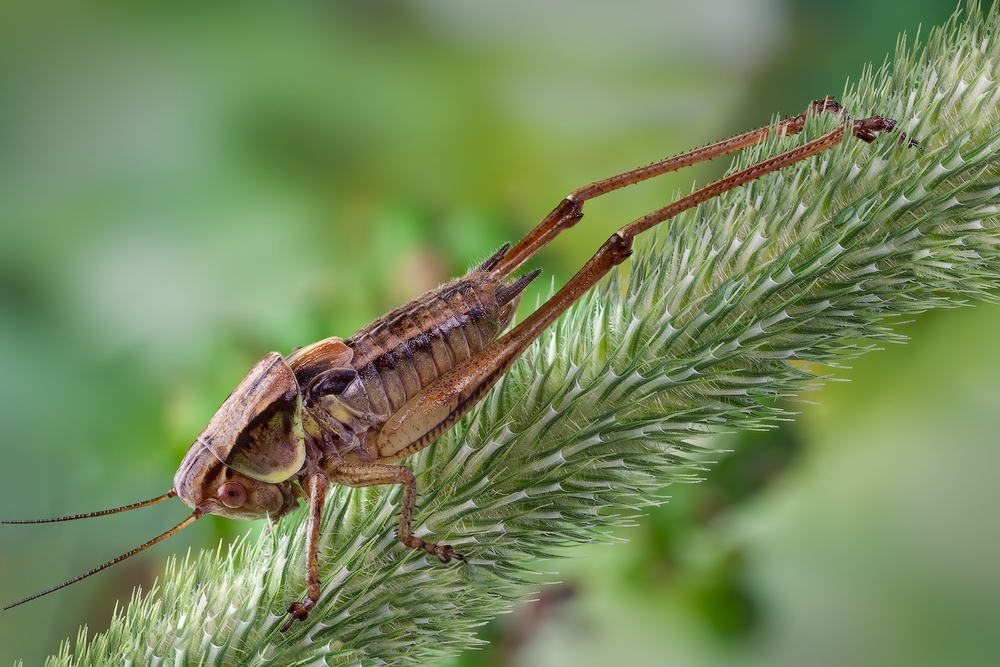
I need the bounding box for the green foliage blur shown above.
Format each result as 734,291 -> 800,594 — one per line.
1,1 -> 996,665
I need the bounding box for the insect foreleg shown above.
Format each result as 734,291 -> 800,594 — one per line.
282,473 -> 329,632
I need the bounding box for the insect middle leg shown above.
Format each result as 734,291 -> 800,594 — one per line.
326,460 -> 462,561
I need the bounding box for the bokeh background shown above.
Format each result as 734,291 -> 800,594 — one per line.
1,1 -> 997,664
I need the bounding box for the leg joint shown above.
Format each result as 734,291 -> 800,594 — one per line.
554,197 -> 584,228
604,232 -> 634,266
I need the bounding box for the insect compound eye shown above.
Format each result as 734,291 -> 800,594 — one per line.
217,482 -> 248,508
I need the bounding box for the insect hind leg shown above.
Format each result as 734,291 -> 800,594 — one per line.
492,97 -> 912,278
369,104 -> 912,470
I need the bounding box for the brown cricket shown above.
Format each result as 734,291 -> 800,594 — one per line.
4,98 -> 911,630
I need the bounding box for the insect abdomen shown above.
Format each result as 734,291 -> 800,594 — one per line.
346,270 -> 530,419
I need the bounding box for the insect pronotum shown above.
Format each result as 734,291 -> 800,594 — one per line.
4,97 -> 912,631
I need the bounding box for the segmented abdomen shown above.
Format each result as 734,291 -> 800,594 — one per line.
346,271 -> 516,420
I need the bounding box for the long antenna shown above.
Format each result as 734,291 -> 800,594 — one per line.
4,509 -> 201,610
2,490 -> 177,524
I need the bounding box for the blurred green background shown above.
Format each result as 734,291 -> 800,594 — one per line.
1,1 -> 997,665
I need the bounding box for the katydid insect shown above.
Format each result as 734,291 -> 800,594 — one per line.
4,97 -> 912,630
